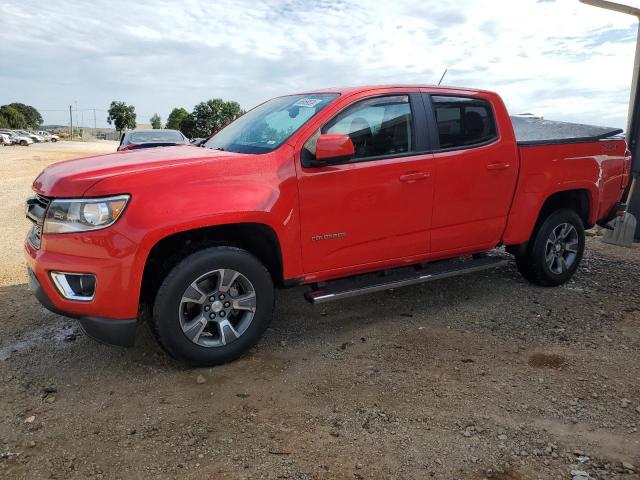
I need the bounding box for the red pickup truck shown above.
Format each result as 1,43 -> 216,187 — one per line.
25,86 -> 631,366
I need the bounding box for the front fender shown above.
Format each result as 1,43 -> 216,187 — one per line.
83,148 -> 303,309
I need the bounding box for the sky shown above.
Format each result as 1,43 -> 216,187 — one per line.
1,0 -> 639,129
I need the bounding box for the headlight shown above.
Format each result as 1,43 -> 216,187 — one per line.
44,195 -> 130,234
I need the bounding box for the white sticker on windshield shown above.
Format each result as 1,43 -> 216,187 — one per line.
293,98 -> 323,108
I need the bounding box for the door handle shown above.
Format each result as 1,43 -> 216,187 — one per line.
487,162 -> 511,171
399,171 -> 430,183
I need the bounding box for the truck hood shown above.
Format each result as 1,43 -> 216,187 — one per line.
33,145 -> 250,197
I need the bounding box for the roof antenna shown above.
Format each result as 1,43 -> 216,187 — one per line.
437,68 -> 448,86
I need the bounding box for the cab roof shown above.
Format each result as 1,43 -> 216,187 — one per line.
295,84 -> 498,97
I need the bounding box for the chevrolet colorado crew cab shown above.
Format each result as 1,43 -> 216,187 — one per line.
25,85 -> 631,366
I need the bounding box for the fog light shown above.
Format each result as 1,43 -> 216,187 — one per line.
50,272 -> 96,301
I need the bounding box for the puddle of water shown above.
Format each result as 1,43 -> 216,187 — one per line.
0,323 -> 79,361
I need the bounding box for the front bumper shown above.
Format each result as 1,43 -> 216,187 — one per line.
28,268 -> 137,347
24,226 -> 141,318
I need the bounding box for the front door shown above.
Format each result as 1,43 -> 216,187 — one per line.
296,93 -> 434,273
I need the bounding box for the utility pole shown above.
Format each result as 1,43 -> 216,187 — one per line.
69,105 -> 73,141
74,101 -> 78,141
93,109 -> 97,131
580,0 -> 640,241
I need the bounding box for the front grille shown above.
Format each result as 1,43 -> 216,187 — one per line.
26,194 -> 51,249
35,194 -> 51,209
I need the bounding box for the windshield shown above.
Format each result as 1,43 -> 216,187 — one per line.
129,131 -> 185,143
204,93 -> 338,154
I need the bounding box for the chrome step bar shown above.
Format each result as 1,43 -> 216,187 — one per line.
304,255 -> 510,304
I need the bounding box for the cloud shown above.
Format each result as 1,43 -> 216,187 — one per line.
0,0 -> 638,128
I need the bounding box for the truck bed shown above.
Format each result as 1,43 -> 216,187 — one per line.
511,116 -> 623,146
505,132 -> 630,246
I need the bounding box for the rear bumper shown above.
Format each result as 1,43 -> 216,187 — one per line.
27,267 -> 137,347
597,201 -> 626,228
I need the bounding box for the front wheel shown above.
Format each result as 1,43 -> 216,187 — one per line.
515,209 -> 585,287
151,246 -> 274,366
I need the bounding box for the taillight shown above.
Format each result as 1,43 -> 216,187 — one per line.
622,148 -> 632,188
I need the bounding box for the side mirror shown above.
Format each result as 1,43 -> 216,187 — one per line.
315,134 -> 354,165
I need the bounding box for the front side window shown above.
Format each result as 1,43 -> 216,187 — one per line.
432,96 -> 497,149
204,93 -> 338,154
316,95 -> 414,161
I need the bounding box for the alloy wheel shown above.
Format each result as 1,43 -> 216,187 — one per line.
544,222 -> 579,274
178,268 -> 257,348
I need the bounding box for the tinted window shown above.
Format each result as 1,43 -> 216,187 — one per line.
320,95 -> 414,160
432,96 -> 497,149
129,131 -> 185,143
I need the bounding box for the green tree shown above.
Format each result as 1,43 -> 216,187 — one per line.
165,107 -> 189,131
0,105 -> 28,129
150,113 -> 162,129
188,99 -> 243,138
107,101 -> 137,133
4,103 -> 42,129
179,114 -> 196,139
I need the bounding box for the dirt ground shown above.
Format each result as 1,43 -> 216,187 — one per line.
0,141 -> 639,480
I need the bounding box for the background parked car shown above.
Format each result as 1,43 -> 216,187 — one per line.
117,129 -> 190,151
0,130 -> 33,146
15,130 -> 44,143
0,133 -> 11,146
36,130 -> 59,142
0,130 -> 16,145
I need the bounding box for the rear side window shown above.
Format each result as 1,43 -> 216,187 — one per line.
432,96 -> 497,149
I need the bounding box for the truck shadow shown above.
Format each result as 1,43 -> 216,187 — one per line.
0,255 -> 626,372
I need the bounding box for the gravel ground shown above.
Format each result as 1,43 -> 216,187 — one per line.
0,141 -> 639,480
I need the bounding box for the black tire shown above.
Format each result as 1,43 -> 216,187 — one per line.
20,140 -> 28,146
515,208 -> 585,287
151,246 -> 274,366
51,138 -> 57,142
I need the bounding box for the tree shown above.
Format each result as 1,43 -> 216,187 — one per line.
180,114 -> 196,139
5,103 -> 42,129
150,113 -> 162,129
165,107 -> 189,131
188,99 -> 243,138
107,101 -> 136,133
0,105 -> 27,129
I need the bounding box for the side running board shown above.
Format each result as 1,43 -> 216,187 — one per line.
304,255 -> 510,304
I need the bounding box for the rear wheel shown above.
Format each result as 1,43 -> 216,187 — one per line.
515,209 -> 585,286
20,140 -> 28,146
151,246 -> 274,366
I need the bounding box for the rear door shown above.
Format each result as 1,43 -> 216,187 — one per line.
296,92 -> 435,273
423,93 -> 519,253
